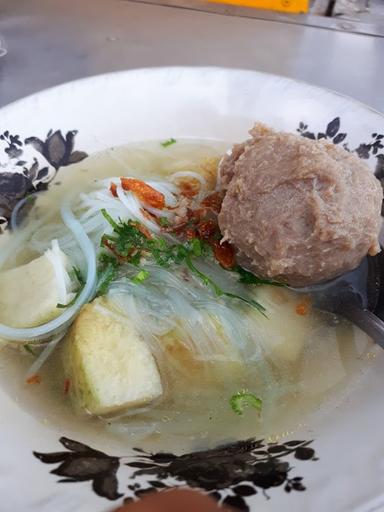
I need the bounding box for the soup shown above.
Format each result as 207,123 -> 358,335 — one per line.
0,140 -> 374,453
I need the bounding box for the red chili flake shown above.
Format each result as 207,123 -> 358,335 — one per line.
109,182 -> 118,197
120,178 -> 165,209
63,378 -> 71,395
26,374 -> 41,385
212,241 -> 236,269
296,299 -> 311,316
201,191 -> 224,212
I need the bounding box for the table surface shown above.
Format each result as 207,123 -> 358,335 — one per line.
0,0 -> 383,112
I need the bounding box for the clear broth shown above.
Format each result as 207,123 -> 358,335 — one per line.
0,140 -> 376,453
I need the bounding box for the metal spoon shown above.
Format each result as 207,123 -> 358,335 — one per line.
295,252 -> 384,348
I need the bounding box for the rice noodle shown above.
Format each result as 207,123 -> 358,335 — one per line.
143,205 -> 174,219
98,177 -> 179,208
44,240 -> 73,305
10,195 -> 37,231
146,180 -> 179,207
74,177 -> 181,233
116,185 -> 160,232
25,332 -> 66,379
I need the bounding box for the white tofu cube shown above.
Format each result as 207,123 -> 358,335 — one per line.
0,248 -> 69,328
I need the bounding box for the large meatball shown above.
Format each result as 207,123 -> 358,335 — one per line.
218,123 -> 383,287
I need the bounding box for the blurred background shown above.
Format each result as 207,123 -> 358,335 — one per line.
0,0 -> 383,108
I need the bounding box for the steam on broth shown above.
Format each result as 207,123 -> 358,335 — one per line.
0,140 -> 374,453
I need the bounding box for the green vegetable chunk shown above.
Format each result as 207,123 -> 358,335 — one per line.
132,270 -> 150,284
230,390 -> 262,415
23,344 -> 36,356
160,138 -> 177,148
159,217 -> 169,227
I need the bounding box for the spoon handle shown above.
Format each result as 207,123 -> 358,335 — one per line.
341,303 -> 384,349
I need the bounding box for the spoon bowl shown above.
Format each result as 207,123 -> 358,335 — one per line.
294,251 -> 384,347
